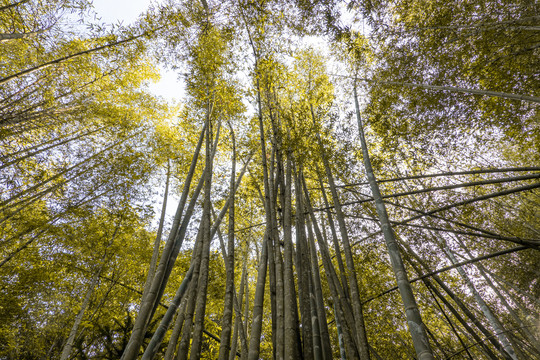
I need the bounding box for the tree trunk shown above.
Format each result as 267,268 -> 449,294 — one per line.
175,227 -> 206,360
155,122 -> 222,322
218,126 -> 237,360
415,268 -> 499,358
364,245 -> 528,304
315,163 -> 350,301
164,297 -> 188,360
455,238 -> 540,355
312,106 -> 370,359
120,123 -> 207,360
353,85 -> 433,360
189,107 -> 215,360
247,228 -> 269,360
140,161 -> 170,316
403,245 -> 508,358
444,248 -> 518,360
229,251 -> 248,360
303,176 -> 360,360
309,274 -> 323,360
59,265 -> 102,360
334,302 -> 347,360
283,150 -> 301,360
305,213 -> 333,360
427,287 -> 474,359
294,164 -> 314,360
142,266 -> 194,360
241,260 -> 250,360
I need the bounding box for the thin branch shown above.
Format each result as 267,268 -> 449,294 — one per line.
0,0 -> 29,12
363,246 -> 529,304
330,167 -> 540,189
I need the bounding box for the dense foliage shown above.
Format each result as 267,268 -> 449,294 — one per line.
1,0 -> 538,359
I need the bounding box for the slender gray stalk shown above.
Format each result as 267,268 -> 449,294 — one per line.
353,84 -> 434,360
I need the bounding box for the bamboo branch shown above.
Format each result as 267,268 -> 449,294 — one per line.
330,167 -> 540,189
445,326 -> 537,360
0,0 -> 29,12
363,246 -> 529,304
357,77 -> 540,104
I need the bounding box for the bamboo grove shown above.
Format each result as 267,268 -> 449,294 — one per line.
1,0 -> 539,359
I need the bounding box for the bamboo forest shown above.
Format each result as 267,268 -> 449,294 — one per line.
1,0 -> 539,359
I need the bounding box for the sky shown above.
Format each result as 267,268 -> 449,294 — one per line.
91,0 -> 184,102
90,0 -> 183,223
91,0 -> 148,24
87,0 -> 364,104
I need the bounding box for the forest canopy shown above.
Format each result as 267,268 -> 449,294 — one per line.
0,0 -> 539,359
